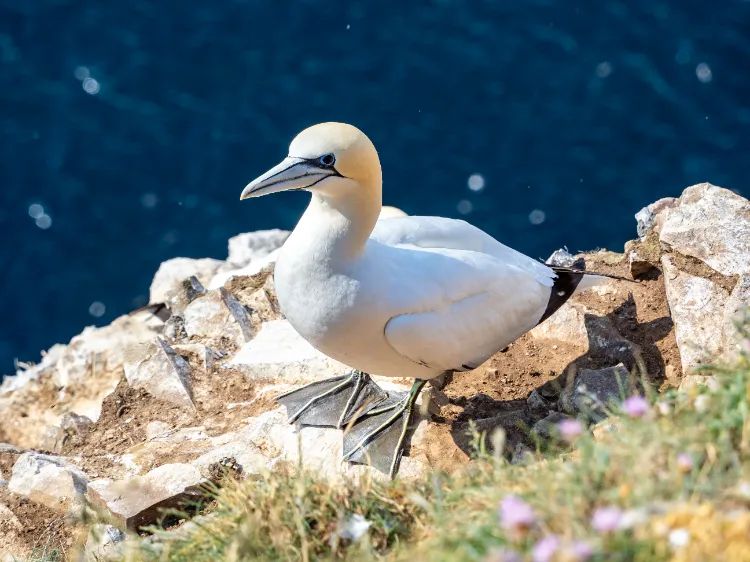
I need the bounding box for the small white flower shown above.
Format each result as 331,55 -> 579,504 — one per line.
339,514 -> 372,541
669,528 -> 690,549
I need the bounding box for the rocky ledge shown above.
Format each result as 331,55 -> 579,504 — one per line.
1,183 -> 749,560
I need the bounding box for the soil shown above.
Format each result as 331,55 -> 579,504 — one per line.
59,358 -> 277,479
0,487 -> 84,561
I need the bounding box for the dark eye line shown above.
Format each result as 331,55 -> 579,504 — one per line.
290,154 -> 344,177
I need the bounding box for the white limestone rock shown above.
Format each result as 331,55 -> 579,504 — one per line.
183,288 -> 254,345
149,257 -> 223,304
225,229 -> 290,270
723,274 -> 750,363
226,319 -> 350,384
635,196 -> 678,238
241,406 -> 428,481
124,338 -> 195,409
8,452 -> 89,513
661,255 -> 729,373
87,463 -> 206,531
660,183 -> 750,276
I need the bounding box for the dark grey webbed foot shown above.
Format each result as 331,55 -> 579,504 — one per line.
276,370 -> 388,429
342,379 -> 427,479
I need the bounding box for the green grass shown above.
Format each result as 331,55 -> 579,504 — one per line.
117,328 -> 750,561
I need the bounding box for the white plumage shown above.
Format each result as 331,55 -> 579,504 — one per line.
240,122 -> 609,477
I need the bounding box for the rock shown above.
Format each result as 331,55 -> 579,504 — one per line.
209,229 -> 290,289
124,338 -> 195,409
661,255 -> 729,373
723,274 -> 750,363
241,406 -> 428,481
561,363 -> 636,421
145,421 -> 172,441
226,319 -> 349,384
40,425 -> 66,454
172,343 -> 215,370
149,257 -> 223,304
0,314 -> 160,448
629,250 -> 657,278
660,183 -> 750,276
8,452 -> 88,513
163,276 -> 206,314
679,374 -> 721,393
60,412 -> 94,437
455,409 -> 532,459
531,412 -> 573,440
223,273 -> 282,323
529,302 -> 639,367
87,463 -> 206,531
0,443 -> 26,454
183,288 -> 254,345
526,389 -> 552,415
84,524 -> 126,561
191,427 -> 269,479
635,196 -> 678,238
225,229 -> 290,270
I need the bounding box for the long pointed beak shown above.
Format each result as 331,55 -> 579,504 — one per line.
240,157 -> 329,200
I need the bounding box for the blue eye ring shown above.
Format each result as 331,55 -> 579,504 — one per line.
319,153 -> 335,167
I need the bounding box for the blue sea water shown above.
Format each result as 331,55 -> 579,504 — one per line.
1,0 -> 749,375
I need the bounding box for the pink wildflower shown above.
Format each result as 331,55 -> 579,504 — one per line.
677,453 -> 694,473
622,395 -> 649,418
498,495 -> 536,534
532,535 -> 560,562
557,418 -> 584,441
566,540 -> 594,561
591,506 -> 623,533
484,547 -> 523,562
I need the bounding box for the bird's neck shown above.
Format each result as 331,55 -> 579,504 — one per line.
290,184 -> 381,265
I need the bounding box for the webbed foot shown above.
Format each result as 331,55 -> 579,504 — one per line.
342,379 -> 427,478
276,370 -> 389,429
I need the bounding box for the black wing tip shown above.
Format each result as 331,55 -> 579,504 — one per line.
549,266 -> 637,284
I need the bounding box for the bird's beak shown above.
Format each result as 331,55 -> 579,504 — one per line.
240,157 -> 330,200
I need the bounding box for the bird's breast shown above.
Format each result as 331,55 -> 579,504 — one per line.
274,251 -> 364,349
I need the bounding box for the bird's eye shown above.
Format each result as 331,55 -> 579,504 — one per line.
319,154 -> 336,167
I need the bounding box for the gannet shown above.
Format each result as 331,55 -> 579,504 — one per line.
240,122 -> 617,478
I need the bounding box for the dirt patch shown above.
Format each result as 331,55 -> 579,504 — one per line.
669,251 -> 738,294
429,249 -> 681,457
0,451 -> 20,479
60,357 -> 274,479
0,488 -> 84,561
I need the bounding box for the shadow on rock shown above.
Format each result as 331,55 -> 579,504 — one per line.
447,295 -> 673,459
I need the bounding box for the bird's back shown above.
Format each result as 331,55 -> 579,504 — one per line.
371,215 -> 556,288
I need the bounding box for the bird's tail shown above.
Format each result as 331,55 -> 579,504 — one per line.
550,266 -> 634,295
537,266 -> 633,325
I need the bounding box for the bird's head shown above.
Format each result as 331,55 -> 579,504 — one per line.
240,122 -> 382,202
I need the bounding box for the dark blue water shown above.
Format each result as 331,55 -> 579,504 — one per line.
2,0 -> 749,374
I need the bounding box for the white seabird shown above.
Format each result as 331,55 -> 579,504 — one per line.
241,122 -> 617,478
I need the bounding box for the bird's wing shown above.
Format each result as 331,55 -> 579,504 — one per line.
378,246 -> 551,373
372,215 -> 555,288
